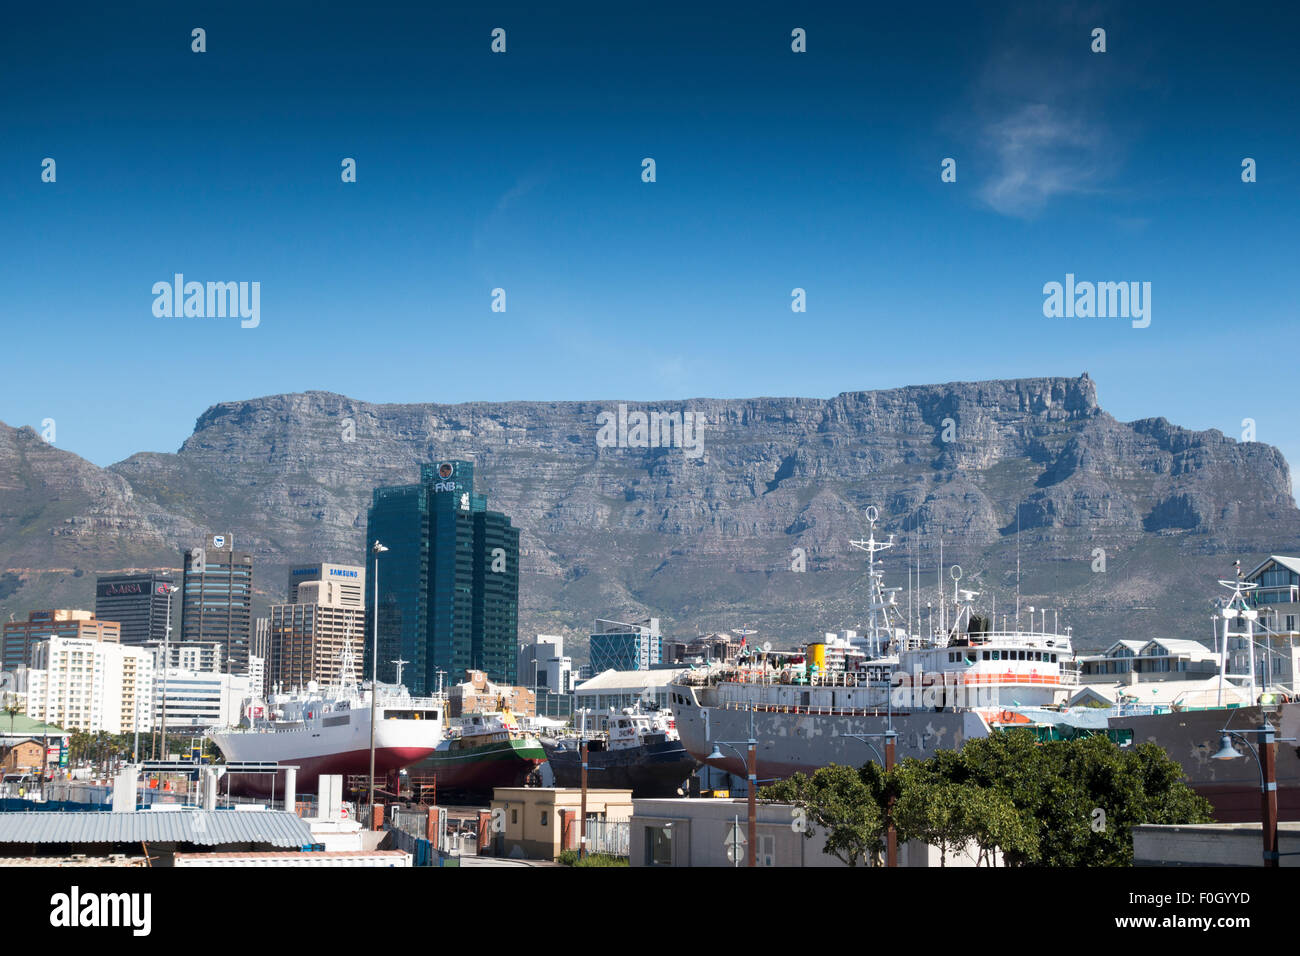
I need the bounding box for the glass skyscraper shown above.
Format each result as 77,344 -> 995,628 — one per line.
365,460 -> 519,694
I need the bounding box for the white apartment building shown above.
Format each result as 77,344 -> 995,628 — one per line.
25,637 -> 155,734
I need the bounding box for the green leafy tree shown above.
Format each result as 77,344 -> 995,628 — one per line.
891,762 -> 977,866
761,763 -> 885,866
959,784 -> 1038,866
936,730 -> 1213,866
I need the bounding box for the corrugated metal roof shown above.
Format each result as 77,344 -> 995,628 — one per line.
0,810 -> 315,848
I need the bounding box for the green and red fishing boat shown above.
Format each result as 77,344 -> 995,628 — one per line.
410,710 -> 545,797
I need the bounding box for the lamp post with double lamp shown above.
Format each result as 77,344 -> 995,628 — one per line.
1212,719 -> 1295,867
706,705 -> 758,867
368,541 -> 388,827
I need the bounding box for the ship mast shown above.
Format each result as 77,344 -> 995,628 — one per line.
1218,563 -> 1261,705
337,637 -> 360,700
849,506 -> 899,658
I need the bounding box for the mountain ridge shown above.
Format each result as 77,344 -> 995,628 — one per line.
2,373 -> 1296,657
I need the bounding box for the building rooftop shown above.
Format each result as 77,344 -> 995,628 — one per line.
1071,677 -> 1250,707
0,715 -> 69,739
574,668 -> 687,692
1246,555 -> 1300,580
0,809 -> 315,848
1143,638 -> 1218,659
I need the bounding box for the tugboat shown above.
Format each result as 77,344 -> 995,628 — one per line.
543,703 -> 697,797
409,709 -> 545,799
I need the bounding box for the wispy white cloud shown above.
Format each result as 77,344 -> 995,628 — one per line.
978,103 -> 1109,218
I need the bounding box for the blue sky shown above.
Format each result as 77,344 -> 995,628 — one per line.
1,1 -> 1297,485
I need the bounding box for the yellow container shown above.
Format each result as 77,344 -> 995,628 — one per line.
807,641 -> 826,673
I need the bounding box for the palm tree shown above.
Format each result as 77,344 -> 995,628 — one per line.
3,693 -> 21,735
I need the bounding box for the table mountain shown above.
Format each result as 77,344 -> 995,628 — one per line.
2,373 -> 1297,655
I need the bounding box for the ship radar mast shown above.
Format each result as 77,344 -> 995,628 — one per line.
1217,561 -> 1261,705
849,506 -> 901,657
337,637 -> 360,700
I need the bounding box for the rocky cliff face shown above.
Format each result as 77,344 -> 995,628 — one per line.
2,374 -> 1297,653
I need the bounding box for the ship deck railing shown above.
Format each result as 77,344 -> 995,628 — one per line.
946,630 -> 1073,649
896,671 -> 1081,688
704,669 -> 1080,690
717,700 -> 901,719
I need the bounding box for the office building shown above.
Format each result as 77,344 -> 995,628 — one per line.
287,563 -> 365,607
663,633 -> 744,666
93,572 -> 176,646
268,563 -> 366,692
155,668 -> 251,732
148,640 -> 224,673
365,460 -> 520,693
517,635 -> 575,693
254,617 -> 270,695
2,610 -> 120,674
180,533 -> 253,675
589,618 -> 662,673
518,635 -> 575,719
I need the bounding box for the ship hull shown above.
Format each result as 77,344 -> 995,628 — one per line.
208,710 -> 441,796
1107,702 -> 1300,822
217,746 -> 436,798
674,696 -> 989,780
543,739 -> 697,797
409,738 -> 545,797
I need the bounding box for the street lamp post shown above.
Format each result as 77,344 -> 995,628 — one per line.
844,729 -> 898,867
156,583 -> 179,762
1212,720 -> 1293,867
368,541 -> 389,827
707,705 -> 758,867
577,707 -> 589,859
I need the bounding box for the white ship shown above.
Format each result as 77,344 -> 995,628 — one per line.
673,507 -> 1080,780
206,643 -> 444,795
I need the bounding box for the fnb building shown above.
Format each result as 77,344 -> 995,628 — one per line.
365,461 -> 519,694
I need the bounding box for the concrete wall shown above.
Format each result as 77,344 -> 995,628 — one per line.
1134,822 -> 1300,866
631,798 -> 993,867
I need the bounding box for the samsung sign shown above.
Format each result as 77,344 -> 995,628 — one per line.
329,569 -> 358,578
